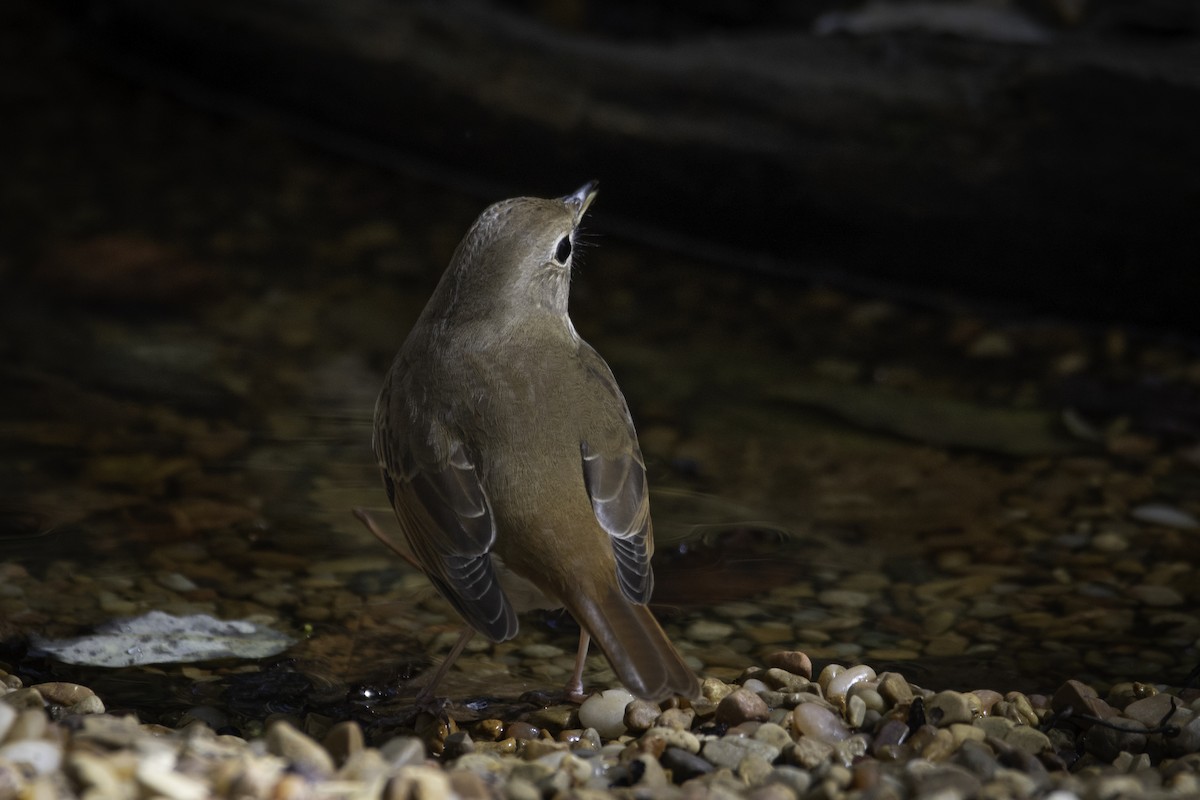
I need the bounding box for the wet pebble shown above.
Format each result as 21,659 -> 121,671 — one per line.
763,651 -> 813,680
791,703 -> 850,743
577,689 -> 633,739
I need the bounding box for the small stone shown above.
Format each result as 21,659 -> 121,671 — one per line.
846,695 -> 866,728
975,716 -> 1015,739
761,669 -> 809,693
826,665 -> 876,704
1124,693 -> 1188,729
1084,717 -> 1147,760
136,751 -> 207,800
662,746 -> 713,781
0,703 -> 15,741
927,690 -> 976,726
68,752 -> 124,798
1,688 -> 45,711
29,682 -> 94,707
908,761 -> 983,798
1003,724 -> 1051,758
764,765 -> 813,796
338,749 -> 389,782
380,735 -> 425,768
792,703 -> 850,743
578,688 -> 634,739
7,709 -> 48,742
70,696 -> 106,715
717,688 -> 770,725
955,739 -> 998,780
623,699 -> 661,732
448,770 -> 491,800
657,708 -> 695,731
322,720 -> 364,766
872,719 -> 909,756
1129,584 -> 1185,607
754,722 -> 793,750
1051,680 -> 1104,716
641,726 -> 701,754
702,735 -> 782,770
878,673 -> 913,708
442,731 -> 475,759
738,753 -> 775,786
1130,503 -> 1199,529
764,651 -> 813,679
265,720 -> 335,777
788,736 -> 834,769
686,619 -> 735,641
385,765 -> 452,800
629,752 -> 670,789
0,740 -> 62,776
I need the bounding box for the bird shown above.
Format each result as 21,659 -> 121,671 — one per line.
365,181 -> 700,704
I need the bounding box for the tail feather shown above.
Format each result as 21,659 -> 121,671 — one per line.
567,586 -> 700,702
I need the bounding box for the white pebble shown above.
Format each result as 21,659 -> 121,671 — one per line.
137,751 -> 208,800
578,688 -> 634,739
0,740 -> 62,775
792,703 -> 850,743
0,703 -> 15,741
826,664 -> 877,704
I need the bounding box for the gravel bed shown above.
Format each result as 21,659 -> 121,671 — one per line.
3,656 -> 1199,799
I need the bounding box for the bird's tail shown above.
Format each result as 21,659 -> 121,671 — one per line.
566,585 -> 700,703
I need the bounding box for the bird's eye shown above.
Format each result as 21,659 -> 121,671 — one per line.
554,236 -> 572,264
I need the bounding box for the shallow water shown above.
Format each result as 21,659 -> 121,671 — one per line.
2,7 -> 1198,735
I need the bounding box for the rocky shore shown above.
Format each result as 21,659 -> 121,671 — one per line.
3,655 -> 1198,799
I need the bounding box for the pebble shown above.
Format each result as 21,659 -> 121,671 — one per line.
577,689 -> 633,739
825,665 -> 876,704
321,720 -> 364,766
264,720 -> 335,778
380,736 -> 425,768
1129,584 -> 1185,607
0,740 -> 62,776
763,651 -> 813,679
0,703 -> 15,741
702,735 -> 782,770
927,690 -> 976,726
716,688 -> 771,725
622,699 -> 661,732
791,703 -> 850,743
661,746 -> 713,781
1129,503 -> 1200,529
686,619 -> 735,641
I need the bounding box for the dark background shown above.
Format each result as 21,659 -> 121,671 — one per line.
26,0 -> 1200,335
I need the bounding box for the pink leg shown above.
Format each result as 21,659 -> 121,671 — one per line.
564,629 -> 591,703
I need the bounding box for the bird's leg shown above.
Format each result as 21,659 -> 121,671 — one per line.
352,507 -> 422,570
415,627 -> 476,705
564,629 -> 591,703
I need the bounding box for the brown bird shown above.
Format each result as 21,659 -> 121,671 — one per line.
366,182 -> 699,703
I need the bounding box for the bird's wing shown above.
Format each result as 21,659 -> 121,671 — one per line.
578,343 -> 654,605
374,376 -> 518,642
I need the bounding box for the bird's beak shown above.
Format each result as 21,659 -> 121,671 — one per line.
563,180 -> 599,221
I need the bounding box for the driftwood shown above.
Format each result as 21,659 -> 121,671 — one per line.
77,0 -> 1200,329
